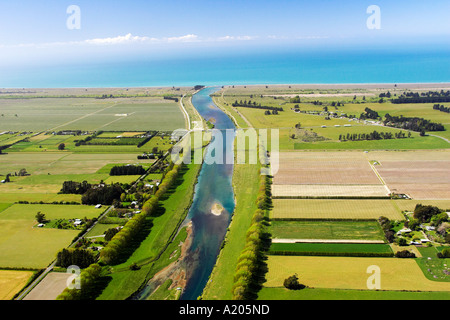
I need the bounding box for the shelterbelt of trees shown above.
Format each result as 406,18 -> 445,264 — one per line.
381,90 -> 450,104
384,114 -> 445,132
433,104 -> 450,113
232,171 -> 271,300
232,100 -> 283,112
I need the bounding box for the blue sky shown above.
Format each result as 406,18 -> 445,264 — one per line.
0,0 -> 449,66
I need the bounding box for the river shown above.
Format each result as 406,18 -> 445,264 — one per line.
180,86 -> 236,300
135,86 -> 237,300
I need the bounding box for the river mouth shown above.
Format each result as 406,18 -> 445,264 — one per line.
136,86 -> 236,300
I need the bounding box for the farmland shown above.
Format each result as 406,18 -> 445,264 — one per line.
216,84 -> 450,151
0,87 -> 196,300
271,199 -> 404,220
0,270 -> 35,300
210,84 -> 450,301
0,204 -> 103,268
264,256 -> 450,291
271,220 -> 385,242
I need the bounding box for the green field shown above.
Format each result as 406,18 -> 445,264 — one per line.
217,87 -> 450,151
264,255 -> 450,291
0,204 -> 104,268
257,287 -> 450,300
269,243 -> 393,256
271,220 -> 385,241
415,247 -> 450,282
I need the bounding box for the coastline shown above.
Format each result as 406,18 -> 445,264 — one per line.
1,82 -> 450,93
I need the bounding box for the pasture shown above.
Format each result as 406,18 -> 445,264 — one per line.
0,204 -> 103,268
271,220 -> 385,241
219,85 -> 450,151
264,256 -> 450,291
269,243 -> 393,256
257,287 -> 450,300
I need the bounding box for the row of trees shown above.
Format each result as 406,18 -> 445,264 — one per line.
232,100 -> 283,112
232,173 -> 271,300
384,114 -> 445,132
391,90 -> 450,104
339,130 -> 411,142
433,104 -> 450,113
109,165 -> 146,176
99,162 -> 182,265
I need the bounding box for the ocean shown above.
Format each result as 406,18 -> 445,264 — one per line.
1,47 -> 450,88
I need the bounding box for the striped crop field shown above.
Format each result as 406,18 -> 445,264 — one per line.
271,199 -> 404,220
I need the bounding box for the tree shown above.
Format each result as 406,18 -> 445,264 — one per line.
58,143 -> 66,150
283,274 -> 305,290
35,212 -> 46,223
395,250 -> 416,258
104,227 -> 119,242
413,204 -> 443,223
438,248 -> 450,258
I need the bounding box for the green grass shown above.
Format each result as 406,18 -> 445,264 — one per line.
104,175 -> 142,184
269,243 -> 393,256
293,135 -> 449,150
148,279 -> 179,300
0,203 -> 103,221
85,223 -> 120,238
414,246 -> 450,282
257,287 -> 450,300
0,203 -> 12,214
271,220 -> 385,241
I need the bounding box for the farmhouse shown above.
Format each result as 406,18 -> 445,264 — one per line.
396,228 -> 412,236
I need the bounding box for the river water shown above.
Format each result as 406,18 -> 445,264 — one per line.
135,86 -> 236,300
179,86 -> 236,300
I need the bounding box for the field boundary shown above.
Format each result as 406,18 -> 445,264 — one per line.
271,239 -> 386,244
